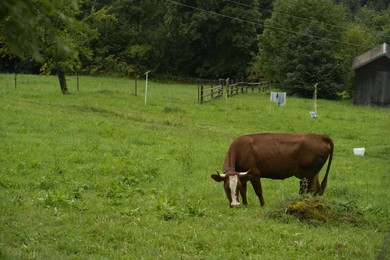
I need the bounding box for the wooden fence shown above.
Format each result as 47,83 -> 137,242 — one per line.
198,79 -> 270,104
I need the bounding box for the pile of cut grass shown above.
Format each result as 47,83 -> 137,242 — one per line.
269,197 -> 367,226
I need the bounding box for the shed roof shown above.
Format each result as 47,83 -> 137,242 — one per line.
352,43 -> 390,70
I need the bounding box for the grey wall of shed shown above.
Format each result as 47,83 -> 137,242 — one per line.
353,57 -> 390,107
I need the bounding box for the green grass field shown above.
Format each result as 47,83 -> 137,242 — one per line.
1,74 -> 389,259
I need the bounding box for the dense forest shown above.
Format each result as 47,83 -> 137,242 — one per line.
1,0 -> 389,97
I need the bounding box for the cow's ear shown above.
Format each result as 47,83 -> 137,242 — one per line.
211,174 -> 225,182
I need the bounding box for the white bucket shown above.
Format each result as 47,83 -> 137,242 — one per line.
353,148 -> 365,156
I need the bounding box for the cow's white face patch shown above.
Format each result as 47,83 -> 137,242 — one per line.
229,175 -> 240,206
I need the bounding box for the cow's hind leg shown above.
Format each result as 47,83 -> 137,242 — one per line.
299,178 -> 310,194
250,177 -> 265,206
299,175 -> 320,195
310,175 -> 321,195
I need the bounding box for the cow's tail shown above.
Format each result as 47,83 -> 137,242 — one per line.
319,135 -> 334,195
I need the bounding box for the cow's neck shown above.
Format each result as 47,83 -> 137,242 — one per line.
223,152 -> 236,173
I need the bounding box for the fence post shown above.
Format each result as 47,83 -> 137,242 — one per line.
198,84 -> 200,103
225,78 -> 230,99
77,72 -> 79,92
135,77 -> 138,96
220,79 -> 224,98
200,85 -> 204,103
144,70 -> 150,105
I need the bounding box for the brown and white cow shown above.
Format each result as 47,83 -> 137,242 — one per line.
211,133 -> 334,207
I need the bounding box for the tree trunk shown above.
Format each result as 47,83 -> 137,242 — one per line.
57,70 -> 69,94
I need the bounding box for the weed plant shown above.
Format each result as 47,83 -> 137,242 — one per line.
0,74 -> 389,259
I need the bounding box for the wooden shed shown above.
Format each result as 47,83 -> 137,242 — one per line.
352,43 -> 390,107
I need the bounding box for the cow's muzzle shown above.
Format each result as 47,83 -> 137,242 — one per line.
230,201 -> 240,207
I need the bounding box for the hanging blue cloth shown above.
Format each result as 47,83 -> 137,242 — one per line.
277,92 -> 286,106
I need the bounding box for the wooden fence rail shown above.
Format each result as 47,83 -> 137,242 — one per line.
198,80 -> 270,104
198,84 -> 223,103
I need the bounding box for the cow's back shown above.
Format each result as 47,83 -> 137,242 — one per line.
230,133 -> 332,179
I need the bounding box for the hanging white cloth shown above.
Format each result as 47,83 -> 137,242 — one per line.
270,92 -> 286,106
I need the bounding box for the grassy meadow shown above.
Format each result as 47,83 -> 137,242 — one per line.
0,74 -> 389,259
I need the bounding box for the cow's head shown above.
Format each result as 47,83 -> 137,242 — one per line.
211,170 -> 251,207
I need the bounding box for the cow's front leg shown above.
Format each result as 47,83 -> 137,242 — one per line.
251,177 -> 265,206
240,180 -> 248,205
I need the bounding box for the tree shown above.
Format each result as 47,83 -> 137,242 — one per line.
163,0 -> 262,79
39,2 -> 96,94
256,0 -> 356,98
0,0 -> 81,62
282,24 -> 346,98
0,0 -> 97,94
83,0 -> 262,79
81,0 -> 166,77
334,0 -> 389,16
355,6 -> 390,44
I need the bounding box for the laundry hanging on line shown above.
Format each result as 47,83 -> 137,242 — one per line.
270,92 -> 286,107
